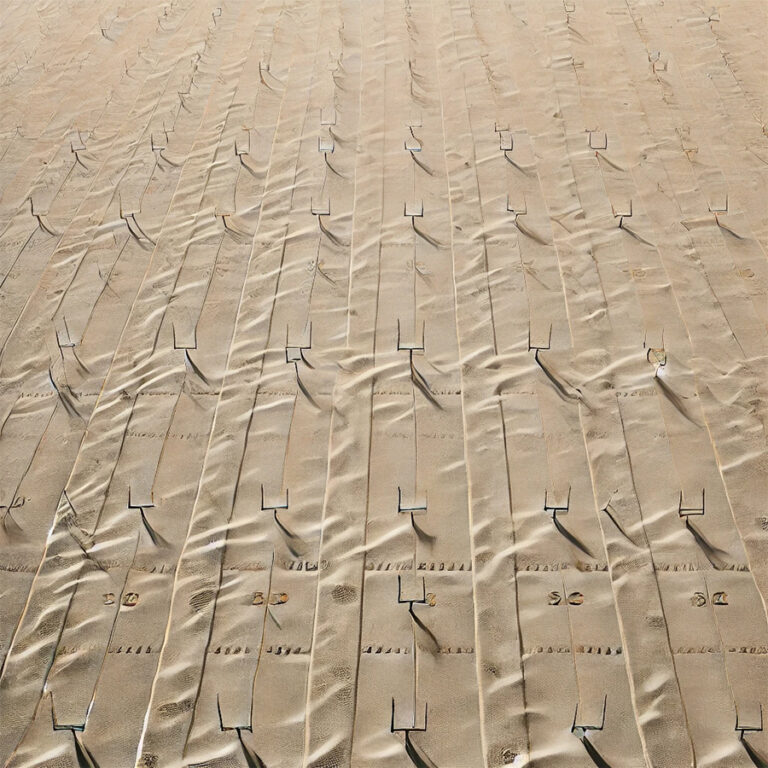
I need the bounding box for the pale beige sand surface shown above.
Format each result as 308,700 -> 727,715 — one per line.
0,0 -> 767,766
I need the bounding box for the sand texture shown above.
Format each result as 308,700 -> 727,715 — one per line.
0,0 -> 767,766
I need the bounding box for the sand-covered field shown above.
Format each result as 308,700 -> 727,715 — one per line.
0,0 -> 767,766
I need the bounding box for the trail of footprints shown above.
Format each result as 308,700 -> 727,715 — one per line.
0,0 -> 766,766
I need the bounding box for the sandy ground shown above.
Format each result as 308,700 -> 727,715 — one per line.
0,0 -> 767,766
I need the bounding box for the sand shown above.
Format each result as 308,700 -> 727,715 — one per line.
0,0 -> 767,766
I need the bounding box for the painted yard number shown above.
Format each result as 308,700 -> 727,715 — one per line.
548,591 -> 584,606
253,592 -> 289,606
103,592 -> 140,606
691,592 -> 728,607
